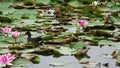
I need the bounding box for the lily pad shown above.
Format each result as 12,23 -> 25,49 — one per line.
98,40 -> 114,45
12,58 -> 33,67
11,67 -> 27,68
37,0 -> 51,5
87,21 -> 104,27
31,56 -> 40,64
19,49 -> 35,53
54,46 -> 77,55
49,62 -> 65,67
72,42 -> 84,50
68,1 -> 83,7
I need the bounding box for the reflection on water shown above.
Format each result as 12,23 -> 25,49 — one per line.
29,45 -> 120,68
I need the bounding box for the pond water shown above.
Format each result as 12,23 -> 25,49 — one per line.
1,0 -> 120,68
29,45 -> 119,68
29,56 -> 82,68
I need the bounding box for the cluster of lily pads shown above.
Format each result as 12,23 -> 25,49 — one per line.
0,0 -> 120,68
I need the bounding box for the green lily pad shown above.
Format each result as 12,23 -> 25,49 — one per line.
41,35 -> 53,41
37,0 -> 51,5
88,21 -> 104,27
90,30 -> 113,37
106,2 -> 115,7
31,56 -> 40,64
111,6 -> 120,12
72,42 -> 84,50
98,40 -> 114,45
49,62 -> 65,67
0,15 -> 12,22
68,1 -> 83,7
12,58 -> 33,67
98,6 -> 109,11
11,67 -> 27,68
54,46 -> 76,55
19,49 -> 35,53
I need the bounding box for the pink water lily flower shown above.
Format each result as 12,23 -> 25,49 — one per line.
1,27 -> 12,34
77,19 -> 87,27
11,31 -> 20,39
0,53 -> 15,67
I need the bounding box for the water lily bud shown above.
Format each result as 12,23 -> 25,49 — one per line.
92,1 -> 98,7
77,19 -> 88,27
11,31 -> 20,39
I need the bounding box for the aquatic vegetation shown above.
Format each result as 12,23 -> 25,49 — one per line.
92,1 -> 98,7
77,19 -> 88,32
0,53 -> 15,67
1,27 -> 12,36
77,20 -> 87,27
0,0 -> 120,68
11,31 -> 20,44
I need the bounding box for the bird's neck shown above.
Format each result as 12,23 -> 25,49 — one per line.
27,35 -> 32,42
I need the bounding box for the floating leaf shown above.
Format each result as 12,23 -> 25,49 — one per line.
111,6 -> 120,12
12,59 -> 32,67
90,30 -> 113,37
68,1 -> 83,7
72,42 -> 84,50
98,40 -> 114,45
106,2 -> 114,7
23,0 -> 36,6
98,6 -> 109,11
31,56 -> 40,64
0,15 -> 12,22
88,21 -> 104,27
49,62 -> 65,67
41,35 -> 53,41
11,67 -> 27,68
19,49 -> 35,53
37,0 -> 51,5
54,46 -> 76,55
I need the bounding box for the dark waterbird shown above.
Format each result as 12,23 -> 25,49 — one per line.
25,31 -> 44,45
